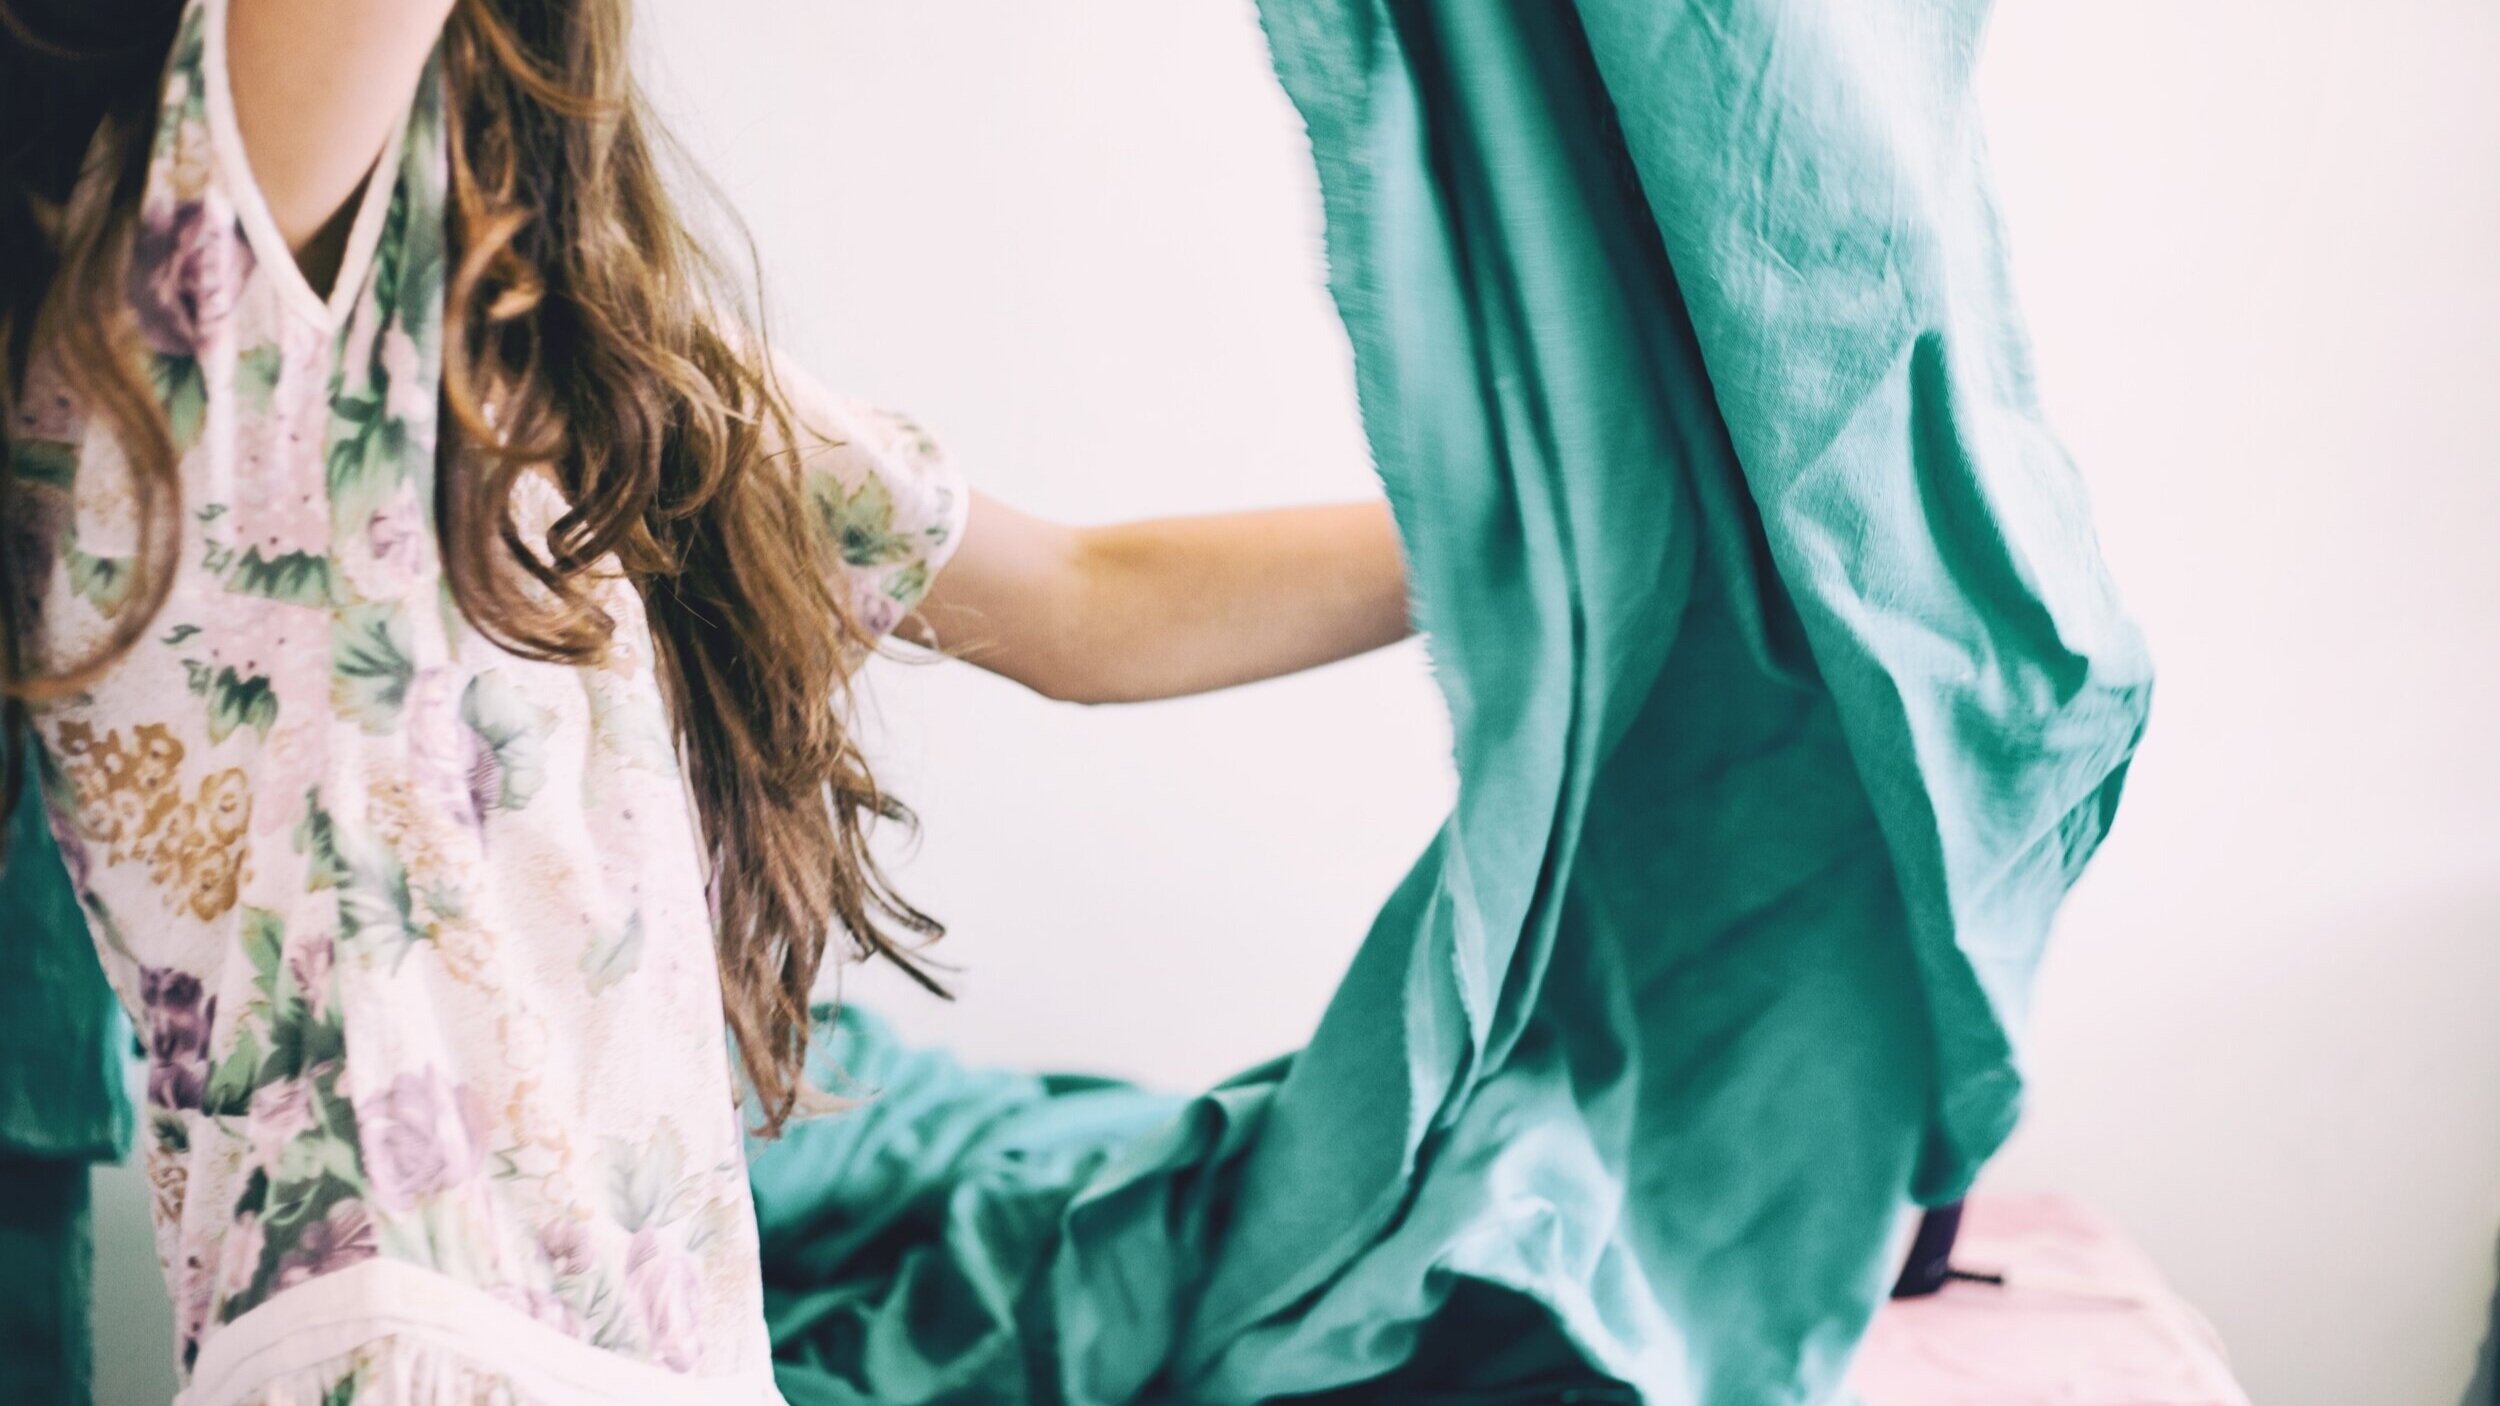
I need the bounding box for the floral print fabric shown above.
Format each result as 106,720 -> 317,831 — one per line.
5,1 -> 963,1400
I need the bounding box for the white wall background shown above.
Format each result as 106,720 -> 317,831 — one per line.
90,4 -> 2500,1404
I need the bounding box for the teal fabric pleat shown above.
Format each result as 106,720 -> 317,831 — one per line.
0,740 -> 131,1406
751,3 -> 2148,1404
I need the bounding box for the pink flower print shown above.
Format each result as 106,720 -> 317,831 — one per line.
139,965 -> 217,1113
357,1067 -> 489,1210
286,935 -> 336,1016
174,1242 -> 215,1361
249,719 -> 324,838
275,1199 -> 377,1290
379,327 -> 436,429
537,1218 -> 594,1280
370,485 -> 425,577
851,588 -> 905,644
219,1213 -> 268,1298
231,322 -> 338,559
406,666 -> 488,834
245,1076 -> 318,1170
232,419 -> 331,559
199,588 -> 329,733
625,1227 -> 702,1373
340,479 -> 427,602
127,191 -> 252,359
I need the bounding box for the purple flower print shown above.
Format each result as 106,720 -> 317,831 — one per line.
139,965 -> 217,1112
357,1067 -> 489,1210
852,589 -> 906,643
174,1244 -> 214,1360
127,193 -> 251,358
367,485 -> 426,584
43,800 -> 92,892
405,667 -> 490,835
287,934 -> 335,1015
626,1226 -> 701,1373
274,1199 -> 376,1290
538,1218 -> 594,1280
244,1076 -> 318,1170
219,1213 -> 268,1298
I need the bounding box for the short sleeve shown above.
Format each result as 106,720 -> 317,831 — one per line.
770,358 -> 972,645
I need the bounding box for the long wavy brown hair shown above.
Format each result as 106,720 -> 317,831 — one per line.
0,0 -> 940,1133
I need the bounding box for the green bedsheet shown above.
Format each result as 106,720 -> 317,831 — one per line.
0,744 -> 131,1406
747,3 -> 2149,1404
0,2 -> 2146,1401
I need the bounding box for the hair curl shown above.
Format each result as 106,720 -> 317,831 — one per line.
0,0 -> 941,1135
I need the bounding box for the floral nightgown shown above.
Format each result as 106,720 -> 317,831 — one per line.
3,1 -> 966,1400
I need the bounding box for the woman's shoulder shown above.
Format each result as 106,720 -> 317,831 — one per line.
769,356 -> 972,641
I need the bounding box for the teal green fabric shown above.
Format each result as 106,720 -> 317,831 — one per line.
1,744 -> 131,1163
0,740 -> 130,1406
751,3 -> 2148,1404
0,1156 -> 97,1406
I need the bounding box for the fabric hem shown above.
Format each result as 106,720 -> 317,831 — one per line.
179,1260 -> 785,1406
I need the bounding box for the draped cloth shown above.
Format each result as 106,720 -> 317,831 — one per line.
749,3 -> 2150,1404
0,746 -> 132,1406
0,1 -> 2149,1401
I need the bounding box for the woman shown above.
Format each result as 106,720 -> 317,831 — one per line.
0,0 -> 1409,1400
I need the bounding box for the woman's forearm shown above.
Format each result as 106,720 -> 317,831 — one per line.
1066,501 -> 1412,703
915,495 -> 1412,705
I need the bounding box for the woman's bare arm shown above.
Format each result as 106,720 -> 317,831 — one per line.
911,492 -> 1413,705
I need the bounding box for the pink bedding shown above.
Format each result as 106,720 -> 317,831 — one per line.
1851,1194 -> 2251,1406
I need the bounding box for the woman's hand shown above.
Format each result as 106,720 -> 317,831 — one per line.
908,493 -> 1412,705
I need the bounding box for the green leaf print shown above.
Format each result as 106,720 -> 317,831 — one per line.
203,1027 -> 263,1118
337,853 -> 418,952
64,546 -> 135,617
296,791 -> 351,891
150,353 -> 207,452
266,990 -> 347,1083
294,787 -> 424,950
226,547 -> 338,608
234,1168 -> 269,1220
205,668 -> 279,743
331,603 -> 415,732
605,1124 -> 687,1233
580,910 -> 645,995
370,183 -> 409,335
324,390 -> 410,533
5,438 -> 75,491
242,908 -> 286,994
813,470 -> 917,568
884,561 -> 931,609
460,671 -> 553,812
237,344 -> 285,413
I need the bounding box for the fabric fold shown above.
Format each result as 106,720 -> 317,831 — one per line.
749,3 -> 2146,1404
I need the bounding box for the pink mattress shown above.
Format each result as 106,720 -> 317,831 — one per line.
1850,1193 -> 2251,1406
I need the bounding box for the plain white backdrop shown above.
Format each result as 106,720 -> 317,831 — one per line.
89,4 -> 2500,1404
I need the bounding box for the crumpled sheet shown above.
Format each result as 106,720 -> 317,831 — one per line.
0,740 -> 131,1406
747,3 -> 2150,1404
